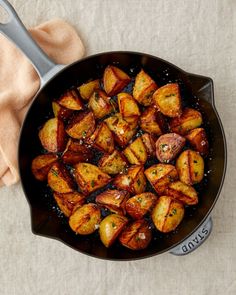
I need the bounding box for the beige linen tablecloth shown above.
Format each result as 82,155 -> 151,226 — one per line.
0,0 -> 235,294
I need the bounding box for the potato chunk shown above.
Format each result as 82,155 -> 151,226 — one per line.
52,101 -> 73,121
176,149 -> 204,185
69,203 -> 101,235
99,214 -> 128,247
48,163 -> 75,193
170,108 -> 203,135
53,191 -> 85,217
103,65 -> 131,96
31,154 -> 58,181
74,163 -> 111,195
78,79 -> 100,100
125,192 -> 157,219
140,106 -> 165,135
96,189 -> 130,215
58,90 -> 83,110
113,165 -> 146,195
144,164 -> 178,195
39,118 -> 67,152
133,69 -> 158,106
153,83 -> 182,117
140,133 -> 156,158
119,219 -> 152,250
123,137 -> 148,165
152,196 -> 184,233
98,150 -> 127,174
155,133 -> 186,163
164,181 -> 198,205
186,128 -> 209,156
66,111 -> 95,140
118,92 -> 140,120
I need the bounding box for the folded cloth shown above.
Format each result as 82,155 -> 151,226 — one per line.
0,19 -> 85,187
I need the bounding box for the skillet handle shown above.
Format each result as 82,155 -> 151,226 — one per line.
170,217 -> 213,255
0,0 -> 64,85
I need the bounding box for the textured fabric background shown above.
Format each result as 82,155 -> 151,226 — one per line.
0,0 -> 235,294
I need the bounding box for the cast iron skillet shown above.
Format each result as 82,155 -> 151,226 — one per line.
0,0 -> 227,260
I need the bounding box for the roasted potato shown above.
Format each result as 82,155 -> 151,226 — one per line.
125,192 -> 157,219
105,113 -> 137,147
141,133 -> 156,158
39,118 -> 67,153
99,214 -> 128,247
48,163 -> 75,193
31,154 -> 58,181
164,181 -> 198,205
78,79 -> 100,100
69,203 -> 101,235
170,108 -> 203,135
53,191 -> 85,217
133,69 -> 158,106
74,163 -> 111,195
66,111 -> 95,140
118,92 -> 140,121
96,189 -> 130,215
119,219 -> 152,250
87,122 -> 114,154
58,90 -> 83,111
155,133 -> 186,163
176,149 -> 204,185
113,165 -> 146,195
140,106 -> 166,135
144,164 -> 178,195
52,101 -> 73,121
153,83 -> 182,117
62,138 -> 92,165
186,127 -> 209,156
152,196 -> 185,233
88,90 -> 116,119
103,65 -> 131,96
123,137 -> 147,165
98,150 -> 127,174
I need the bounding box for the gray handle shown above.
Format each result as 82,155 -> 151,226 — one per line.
0,0 -> 64,85
170,217 -> 213,255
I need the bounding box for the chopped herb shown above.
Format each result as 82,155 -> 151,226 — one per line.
139,149 -> 144,153
137,197 -> 142,203
51,169 -> 58,177
94,92 -> 100,101
194,160 -> 198,163
152,170 -> 157,175
160,143 -> 168,152
91,180 -> 95,187
165,93 -> 175,98
82,131 -> 87,137
111,222 -> 116,228
135,236 -> 141,241
137,179 -> 141,186
172,208 -> 177,215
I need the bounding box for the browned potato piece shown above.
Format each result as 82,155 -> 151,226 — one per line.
170,108 -> 203,135
31,154 -> 58,181
87,122 -> 114,154
144,164 -> 178,195
152,196 -> 185,233
62,138 -> 92,165
74,163 -> 111,195
69,203 -> 101,235
105,113 -> 137,147
186,128 -> 209,156
155,133 -> 186,163
78,79 -> 100,100
141,133 -> 156,158
52,101 -> 73,121
58,90 -> 83,111
99,214 -> 128,247
153,83 -> 182,117
125,192 -> 157,220
113,165 -> 146,195
140,106 -> 166,135
119,219 -> 152,250
118,92 -> 140,120
176,150 -> 204,185
164,181 -> 198,205
66,111 -> 95,140
103,65 -> 131,96
48,163 -> 75,193
89,90 -> 116,119
133,69 -> 158,106
123,137 -> 148,165
98,150 -> 127,174
96,190 -> 130,215
39,118 -> 67,152
53,191 -> 85,217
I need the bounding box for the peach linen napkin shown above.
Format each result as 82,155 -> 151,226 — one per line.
0,19 -> 85,187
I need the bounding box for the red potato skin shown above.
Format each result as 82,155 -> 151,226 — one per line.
62,139 -> 92,165
186,128 -> 209,156
31,154 -> 58,181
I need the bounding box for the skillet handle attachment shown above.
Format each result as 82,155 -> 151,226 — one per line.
170,217 -> 213,256
0,0 -> 64,85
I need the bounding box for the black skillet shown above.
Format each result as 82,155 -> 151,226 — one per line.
0,0 -> 227,260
